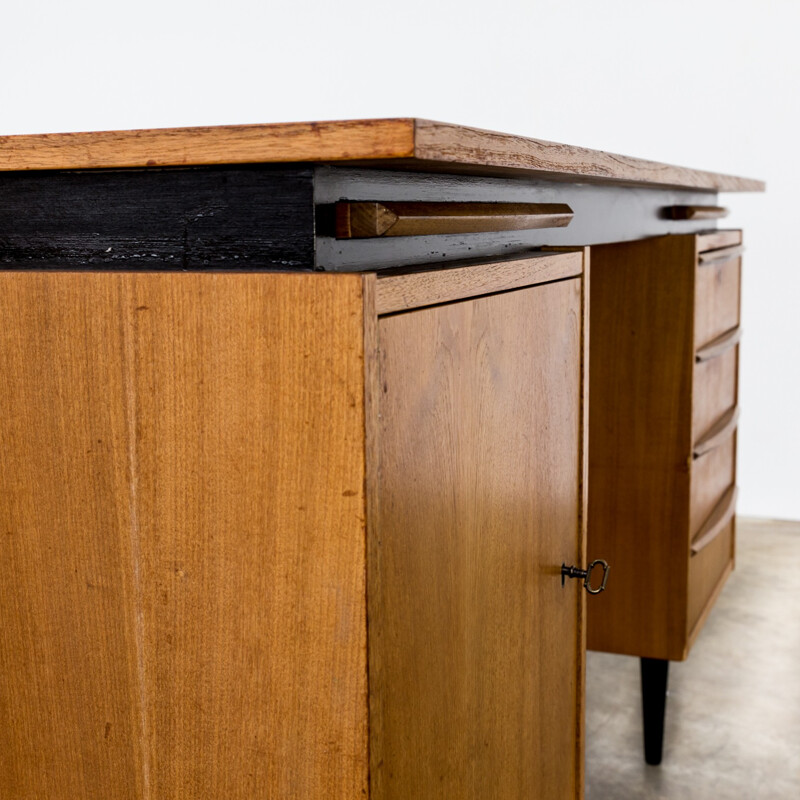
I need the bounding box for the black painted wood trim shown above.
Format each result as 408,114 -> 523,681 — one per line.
0,166 -> 315,270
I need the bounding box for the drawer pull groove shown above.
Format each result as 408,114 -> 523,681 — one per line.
698,244 -> 744,266
667,205 -> 729,221
691,486 -> 737,555
697,230 -> 742,253
332,201 -> 574,239
693,406 -> 739,458
695,327 -> 742,362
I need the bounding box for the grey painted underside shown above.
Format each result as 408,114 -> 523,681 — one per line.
314,167 -> 721,271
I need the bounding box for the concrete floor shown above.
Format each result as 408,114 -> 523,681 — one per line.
586,517 -> 800,799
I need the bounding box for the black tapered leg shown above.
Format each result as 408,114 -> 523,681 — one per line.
640,657 -> 669,765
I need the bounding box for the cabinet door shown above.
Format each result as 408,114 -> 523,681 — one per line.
370,277 -> 585,799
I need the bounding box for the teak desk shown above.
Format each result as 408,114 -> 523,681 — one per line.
0,119 -> 763,798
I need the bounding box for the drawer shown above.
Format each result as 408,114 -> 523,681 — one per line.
696,230 -> 741,252
687,516 -> 735,636
690,432 -> 736,537
695,247 -> 741,348
693,336 -> 739,441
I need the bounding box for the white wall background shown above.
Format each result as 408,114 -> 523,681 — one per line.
1,0 -> 797,519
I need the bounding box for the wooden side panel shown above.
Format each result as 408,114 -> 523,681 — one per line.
132,273 -> 369,798
586,236 -> 696,661
0,272 -> 369,799
372,278 -> 584,799
0,275 -> 145,799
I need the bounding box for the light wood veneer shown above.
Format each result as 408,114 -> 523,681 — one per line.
0,252 -> 589,799
0,119 -> 764,191
0,272 -> 371,798
372,275 -> 585,799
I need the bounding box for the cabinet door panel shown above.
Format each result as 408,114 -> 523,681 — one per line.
372,278 -> 584,799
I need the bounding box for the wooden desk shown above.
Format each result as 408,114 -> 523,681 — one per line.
0,119 -> 763,798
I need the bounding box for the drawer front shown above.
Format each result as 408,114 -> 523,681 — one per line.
690,434 -> 736,537
695,254 -> 741,348
696,230 -> 741,252
687,517 -> 735,636
693,343 -> 739,441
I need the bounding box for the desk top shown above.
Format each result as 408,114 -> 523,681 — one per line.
0,118 -> 764,192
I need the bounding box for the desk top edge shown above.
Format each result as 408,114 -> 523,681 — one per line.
0,117 -> 765,192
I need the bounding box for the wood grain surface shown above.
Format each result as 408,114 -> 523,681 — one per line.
0,118 -> 765,192
695,255 -> 741,348
0,272 -> 369,799
0,118 -> 415,172
693,343 -> 739,441
697,244 -> 745,265
587,232 -> 739,662
686,534 -> 734,648
576,247 -> 590,795
0,275 -> 147,799
371,276 -> 584,799
690,436 -> 737,536
691,489 -> 737,557
412,120 -> 764,192
695,326 -> 741,362
587,236 -> 697,661
696,229 -> 742,253
375,250 -> 582,313
693,406 -> 740,458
